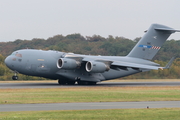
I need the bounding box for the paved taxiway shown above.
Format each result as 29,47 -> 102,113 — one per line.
1,101 -> 180,112
0,81 -> 180,89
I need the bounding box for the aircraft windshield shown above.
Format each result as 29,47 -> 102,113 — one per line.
11,52 -> 22,57
15,53 -> 22,57
11,52 -> 16,55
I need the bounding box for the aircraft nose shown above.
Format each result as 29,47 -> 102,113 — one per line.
4,56 -> 11,68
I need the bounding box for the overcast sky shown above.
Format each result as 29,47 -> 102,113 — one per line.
0,0 -> 180,42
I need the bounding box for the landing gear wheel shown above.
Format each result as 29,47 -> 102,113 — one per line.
67,81 -> 76,85
77,81 -> 85,85
12,76 -> 18,80
77,81 -> 96,85
58,79 -> 67,85
88,82 -> 97,85
12,72 -> 18,80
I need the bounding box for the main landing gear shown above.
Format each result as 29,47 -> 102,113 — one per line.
58,79 -> 97,85
12,72 -> 18,80
58,79 -> 76,85
77,81 -> 97,85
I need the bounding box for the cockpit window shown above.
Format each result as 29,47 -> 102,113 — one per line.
11,52 -> 16,55
11,52 -> 22,57
15,53 -> 22,57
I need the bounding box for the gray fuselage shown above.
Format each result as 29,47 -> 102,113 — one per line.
5,49 -> 157,82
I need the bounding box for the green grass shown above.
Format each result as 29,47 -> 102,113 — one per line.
0,85 -> 180,119
0,86 -> 180,104
0,108 -> 180,120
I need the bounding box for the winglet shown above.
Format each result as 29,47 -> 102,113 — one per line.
163,57 -> 175,69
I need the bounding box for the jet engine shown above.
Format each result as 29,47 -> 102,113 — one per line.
57,58 -> 80,69
86,61 -> 109,73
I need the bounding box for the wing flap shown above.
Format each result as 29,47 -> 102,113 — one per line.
111,61 -> 161,70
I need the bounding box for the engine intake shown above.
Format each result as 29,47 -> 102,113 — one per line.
57,58 -> 80,70
86,61 -> 109,73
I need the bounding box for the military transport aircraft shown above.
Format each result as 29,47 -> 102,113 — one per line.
4,24 -> 180,85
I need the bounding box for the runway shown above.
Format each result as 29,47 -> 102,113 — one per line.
1,101 -> 180,112
0,81 -> 180,89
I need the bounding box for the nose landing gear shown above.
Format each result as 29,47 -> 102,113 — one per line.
12,72 -> 18,80
12,76 -> 18,80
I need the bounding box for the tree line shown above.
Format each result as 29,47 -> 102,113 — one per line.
0,33 -> 180,80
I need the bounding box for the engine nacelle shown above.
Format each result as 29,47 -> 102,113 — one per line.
57,58 -> 80,70
85,61 -> 109,73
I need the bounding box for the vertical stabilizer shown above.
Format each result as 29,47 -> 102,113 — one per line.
127,24 -> 180,60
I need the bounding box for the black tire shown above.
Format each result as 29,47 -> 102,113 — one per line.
12,76 -> 18,80
77,81 -> 97,85
88,82 -> 97,85
67,81 -> 76,85
77,81 -> 85,85
58,79 -> 67,85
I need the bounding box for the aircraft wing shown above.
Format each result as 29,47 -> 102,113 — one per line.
64,54 -> 174,72
82,57 -> 175,71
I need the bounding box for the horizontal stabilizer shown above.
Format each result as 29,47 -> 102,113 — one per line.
155,28 -> 180,33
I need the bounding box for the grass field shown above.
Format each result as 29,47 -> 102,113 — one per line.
0,108 -> 180,120
0,80 -> 180,120
0,86 -> 180,104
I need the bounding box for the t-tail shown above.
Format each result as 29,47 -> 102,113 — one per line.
127,24 -> 180,60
